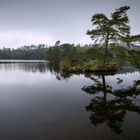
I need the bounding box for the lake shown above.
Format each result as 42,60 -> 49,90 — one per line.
0,61 -> 140,140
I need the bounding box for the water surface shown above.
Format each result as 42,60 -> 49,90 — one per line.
0,62 -> 140,140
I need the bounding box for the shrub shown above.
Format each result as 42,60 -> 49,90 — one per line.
84,59 -> 100,70
104,62 -> 118,70
59,59 -> 71,70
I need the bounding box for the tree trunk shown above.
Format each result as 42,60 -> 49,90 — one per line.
103,35 -> 109,68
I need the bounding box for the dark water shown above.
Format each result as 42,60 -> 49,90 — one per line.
0,62 -> 140,140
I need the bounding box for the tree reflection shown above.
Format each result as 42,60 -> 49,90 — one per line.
82,74 -> 140,134
0,62 -> 50,73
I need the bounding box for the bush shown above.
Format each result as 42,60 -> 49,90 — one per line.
104,62 -> 118,70
84,59 -> 100,70
59,59 -> 71,71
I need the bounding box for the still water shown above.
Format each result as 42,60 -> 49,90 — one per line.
0,62 -> 140,140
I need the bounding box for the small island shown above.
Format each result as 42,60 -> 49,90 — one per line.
57,6 -> 140,74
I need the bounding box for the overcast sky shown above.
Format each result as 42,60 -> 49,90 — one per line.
0,0 -> 139,48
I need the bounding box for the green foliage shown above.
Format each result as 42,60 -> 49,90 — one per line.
59,59 -> 71,71
84,59 -> 102,70
122,34 -> 140,49
0,45 -> 47,60
87,6 -> 131,66
127,50 -> 140,69
87,6 -> 130,43
46,43 -> 79,61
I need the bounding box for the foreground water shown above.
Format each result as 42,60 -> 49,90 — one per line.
0,62 -> 140,140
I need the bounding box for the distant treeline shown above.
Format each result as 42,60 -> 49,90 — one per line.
0,43 -> 93,60
0,43 -> 140,66
0,44 -> 48,60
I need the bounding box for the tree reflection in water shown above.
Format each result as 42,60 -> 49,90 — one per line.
82,74 -> 140,134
